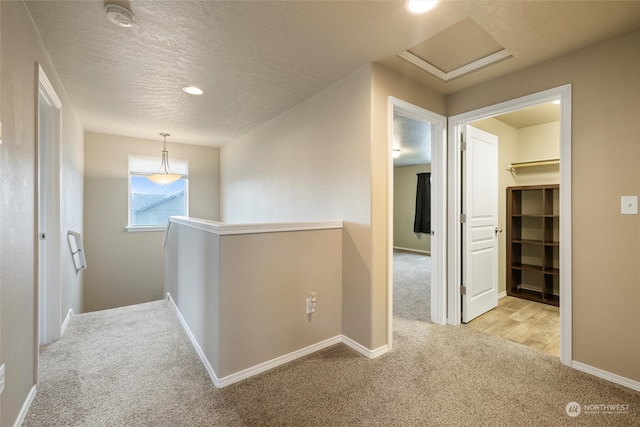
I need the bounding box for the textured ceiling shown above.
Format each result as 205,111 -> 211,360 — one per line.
24,1 -> 640,147
494,102 -> 560,130
393,113 -> 431,167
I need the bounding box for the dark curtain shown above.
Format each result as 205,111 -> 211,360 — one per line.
413,172 -> 431,234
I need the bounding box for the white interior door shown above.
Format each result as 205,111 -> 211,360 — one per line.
38,67 -> 63,345
38,91 -> 49,344
462,125 -> 499,323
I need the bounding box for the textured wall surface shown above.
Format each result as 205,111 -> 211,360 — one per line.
393,165 -> 432,253
0,2 -> 84,425
447,32 -> 640,382
84,132 -> 220,312
165,221 -> 342,380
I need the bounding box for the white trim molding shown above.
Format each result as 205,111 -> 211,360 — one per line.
168,216 -> 343,237
387,96 -> 448,358
342,336 -> 390,359
61,309 -> 73,337
572,362 -> 640,392
393,246 -> 431,255
447,85 -> 572,368
168,293 -> 388,389
125,225 -> 166,233
398,49 -> 512,81
13,385 -> 37,427
37,64 -> 63,346
216,336 -> 344,388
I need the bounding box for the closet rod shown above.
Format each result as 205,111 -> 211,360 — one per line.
507,158 -> 559,172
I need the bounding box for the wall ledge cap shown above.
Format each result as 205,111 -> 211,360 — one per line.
168,216 -> 343,236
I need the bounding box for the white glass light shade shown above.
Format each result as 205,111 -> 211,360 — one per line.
147,172 -> 181,185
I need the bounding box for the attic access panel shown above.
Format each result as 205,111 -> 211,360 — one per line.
399,17 -> 512,81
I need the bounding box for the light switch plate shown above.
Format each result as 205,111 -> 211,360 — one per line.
621,196 -> 638,215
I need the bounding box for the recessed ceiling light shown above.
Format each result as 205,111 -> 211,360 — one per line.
405,0 -> 440,14
182,86 -> 204,95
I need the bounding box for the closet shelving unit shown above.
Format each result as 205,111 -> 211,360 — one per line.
506,158 -> 559,172
506,184 -> 560,306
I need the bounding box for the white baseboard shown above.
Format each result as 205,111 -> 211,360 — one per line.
572,361 -> 640,392
498,291 -> 507,299
216,335 -> 343,388
341,335 -> 389,359
166,294 -> 221,387
61,309 -> 74,337
167,293 -> 387,389
393,246 -> 430,255
13,384 -> 37,427
171,293 -> 640,394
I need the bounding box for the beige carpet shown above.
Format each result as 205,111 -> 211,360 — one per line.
24,255 -> 640,426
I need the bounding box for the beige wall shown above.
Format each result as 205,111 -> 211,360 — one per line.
448,31 -> 640,381
221,63 -> 445,351
84,132 -> 220,312
518,122 -> 560,162
0,1 -> 84,425
219,230 -> 342,377
221,66 -> 374,347
165,221 -> 342,380
370,63 -> 446,348
393,164 -> 431,253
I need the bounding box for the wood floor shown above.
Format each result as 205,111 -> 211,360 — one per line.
466,296 -> 560,357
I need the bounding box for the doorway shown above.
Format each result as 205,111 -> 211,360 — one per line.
465,102 -> 562,356
387,97 -> 447,349
447,85 -> 572,366
37,65 -> 63,346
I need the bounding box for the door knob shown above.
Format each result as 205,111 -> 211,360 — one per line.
495,227 -> 503,234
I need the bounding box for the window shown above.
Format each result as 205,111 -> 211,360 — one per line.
127,156 -> 189,230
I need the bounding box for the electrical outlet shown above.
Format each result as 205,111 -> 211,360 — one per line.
621,196 -> 638,215
0,364 -> 5,395
306,292 -> 317,314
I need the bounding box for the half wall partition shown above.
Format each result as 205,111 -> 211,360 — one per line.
164,217 -> 343,387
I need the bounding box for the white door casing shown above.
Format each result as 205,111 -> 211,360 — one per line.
462,125 -> 499,323
387,97 -> 447,350
447,84 -> 572,366
37,65 -> 63,346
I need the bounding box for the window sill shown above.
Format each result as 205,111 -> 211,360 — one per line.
125,225 -> 167,232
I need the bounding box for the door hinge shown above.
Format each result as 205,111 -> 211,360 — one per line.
460,140 -> 466,151
460,213 -> 466,223
461,286 -> 467,296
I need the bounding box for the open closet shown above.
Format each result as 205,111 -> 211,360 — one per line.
466,99 -> 561,356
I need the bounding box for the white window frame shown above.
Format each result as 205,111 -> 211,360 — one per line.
126,155 -> 189,232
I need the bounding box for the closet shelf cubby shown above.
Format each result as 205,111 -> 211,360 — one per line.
506,184 -> 560,306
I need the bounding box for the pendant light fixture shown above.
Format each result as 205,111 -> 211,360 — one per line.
147,133 -> 182,185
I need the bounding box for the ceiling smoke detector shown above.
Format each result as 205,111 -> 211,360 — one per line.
105,4 -> 135,28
